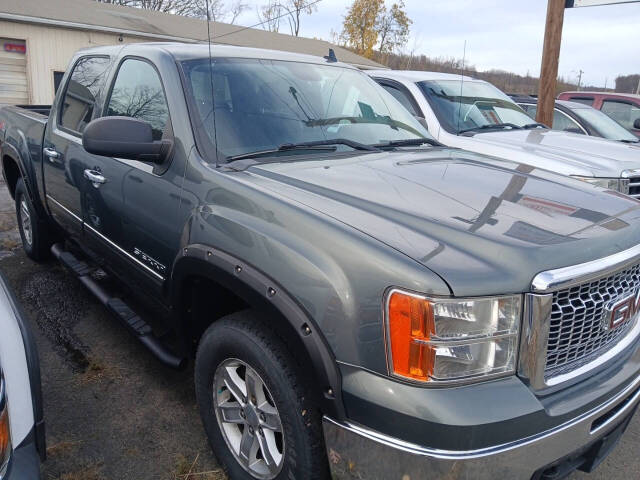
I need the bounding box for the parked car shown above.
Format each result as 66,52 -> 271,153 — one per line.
3,43 -> 640,480
367,70 -> 640,197
512,95 -> 639,144
558,91 -> 640,138
0,272 -> 45,479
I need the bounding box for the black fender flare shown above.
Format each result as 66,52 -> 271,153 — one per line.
0,142 -> 46,218
170,243 -> 345,419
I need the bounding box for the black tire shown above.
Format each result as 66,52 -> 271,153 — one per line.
15,178 -> 52,261
195,311 -> 329,480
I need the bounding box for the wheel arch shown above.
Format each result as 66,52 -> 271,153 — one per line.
1,148 -> 23,199
171,244 -> 345,420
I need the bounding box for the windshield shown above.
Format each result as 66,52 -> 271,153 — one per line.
417,79 -> 535,134
571,106 -> 639,142
181,58 -> 432,161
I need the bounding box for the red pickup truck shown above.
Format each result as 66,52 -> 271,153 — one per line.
558,91 -> 640,138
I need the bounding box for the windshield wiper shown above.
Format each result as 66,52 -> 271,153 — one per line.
459,123 -> 523,134
620,139 -> 640,144
371,138 -> 442,149
522,122 -> 548,130
226,138 -> 379,162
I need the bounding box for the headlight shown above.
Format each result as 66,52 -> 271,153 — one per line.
572,176 -> 629,194
0,369 -> 10,477
385,289 -> 521,384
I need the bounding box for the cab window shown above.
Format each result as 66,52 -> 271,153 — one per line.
380,83 -> 419,117
59,56 -> 111,134
601,100 -> 640,131
567,97 -> 594,106
106,59 -> 170,140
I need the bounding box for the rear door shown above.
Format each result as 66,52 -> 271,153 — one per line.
43,55 -> 112,237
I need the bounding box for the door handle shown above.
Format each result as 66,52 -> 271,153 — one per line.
43,147 -> 61,161
84,169 -> 107,187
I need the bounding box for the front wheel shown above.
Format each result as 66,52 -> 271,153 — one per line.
195,311 -> 329,480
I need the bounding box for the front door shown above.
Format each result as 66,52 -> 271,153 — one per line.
43,56 -> 112,237
81,57 -> 177,292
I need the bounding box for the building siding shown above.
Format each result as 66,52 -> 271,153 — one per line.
0,20 -> 151,104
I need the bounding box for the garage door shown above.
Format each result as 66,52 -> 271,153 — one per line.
0,38 -> 28,105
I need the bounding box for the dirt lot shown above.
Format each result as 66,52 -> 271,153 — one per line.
0,176 -> 638,480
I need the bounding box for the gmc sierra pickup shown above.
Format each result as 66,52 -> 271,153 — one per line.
2,43 -> 640,480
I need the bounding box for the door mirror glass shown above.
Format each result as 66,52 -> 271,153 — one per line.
82,116 -> 171,163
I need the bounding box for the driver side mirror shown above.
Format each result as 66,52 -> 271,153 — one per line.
82,116 -> 172,163
634,118 -> 640,130
414,115 -> 429,131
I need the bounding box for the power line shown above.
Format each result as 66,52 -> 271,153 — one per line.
211,0 -> 324,40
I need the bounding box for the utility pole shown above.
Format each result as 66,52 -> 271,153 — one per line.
636,78 -> 640,94
576,69 -> 584,90
536,0 -> 565,127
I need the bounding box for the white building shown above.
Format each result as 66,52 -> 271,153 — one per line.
0,0 -> 381,105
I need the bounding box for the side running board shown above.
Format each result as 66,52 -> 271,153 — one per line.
51,243 -> 186,369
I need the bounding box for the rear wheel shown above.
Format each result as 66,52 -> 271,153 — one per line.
15,178 -> 52,261
195,311 -> 329,480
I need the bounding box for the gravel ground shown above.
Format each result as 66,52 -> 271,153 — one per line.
0,177 -> 638,480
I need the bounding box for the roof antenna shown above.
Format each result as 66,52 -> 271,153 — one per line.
456,40 -> 467,135
205,0 -> 219,166
324,48 -> 337,63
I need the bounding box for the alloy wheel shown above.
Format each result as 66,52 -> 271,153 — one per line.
213,358 -> 284,479
20,198 -> 32,246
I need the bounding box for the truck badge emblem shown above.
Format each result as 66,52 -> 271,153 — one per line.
603,289 -> 640,331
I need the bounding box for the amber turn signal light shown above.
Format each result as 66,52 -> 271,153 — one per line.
387,290 -> 436,381
0,408 -> 9,460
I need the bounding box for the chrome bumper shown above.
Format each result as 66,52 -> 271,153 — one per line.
324,375 -> 640,479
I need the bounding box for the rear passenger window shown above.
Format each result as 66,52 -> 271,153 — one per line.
59,56 -> 111,134
106,59 -> 169,140
568,97 -> 594,106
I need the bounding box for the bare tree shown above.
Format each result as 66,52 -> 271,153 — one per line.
281,0 -> 317,36
95,0 -> 248,24
257,1 -> 283,32
190,0 -> 248,23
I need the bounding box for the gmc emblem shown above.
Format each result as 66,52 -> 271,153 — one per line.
603,289 -> 640,331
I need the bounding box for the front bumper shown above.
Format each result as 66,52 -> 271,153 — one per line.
2,430 -> 41,480
324,373 -> 640,479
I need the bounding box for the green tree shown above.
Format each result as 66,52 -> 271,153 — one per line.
340,0 -> 385,58
339,0 -> 411,59
378,1 -> 411,55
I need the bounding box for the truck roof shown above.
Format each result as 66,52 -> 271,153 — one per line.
75,42 -> 358,69
366,69 -> 475,83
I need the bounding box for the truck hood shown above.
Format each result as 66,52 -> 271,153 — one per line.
248,148 -> 640,296
451,129 -> 640,178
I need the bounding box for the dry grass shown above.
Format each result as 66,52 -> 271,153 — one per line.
79,356 -> 128,383
46,440 -> 81,457
173,453 -> 226,480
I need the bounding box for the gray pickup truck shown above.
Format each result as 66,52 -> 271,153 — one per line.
1,43 -> 640,480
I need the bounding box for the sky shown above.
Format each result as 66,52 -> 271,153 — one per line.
232,0 -> 640,88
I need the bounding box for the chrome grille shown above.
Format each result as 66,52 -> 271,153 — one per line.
628,176 -> 640,198
545,262 -> 640,376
